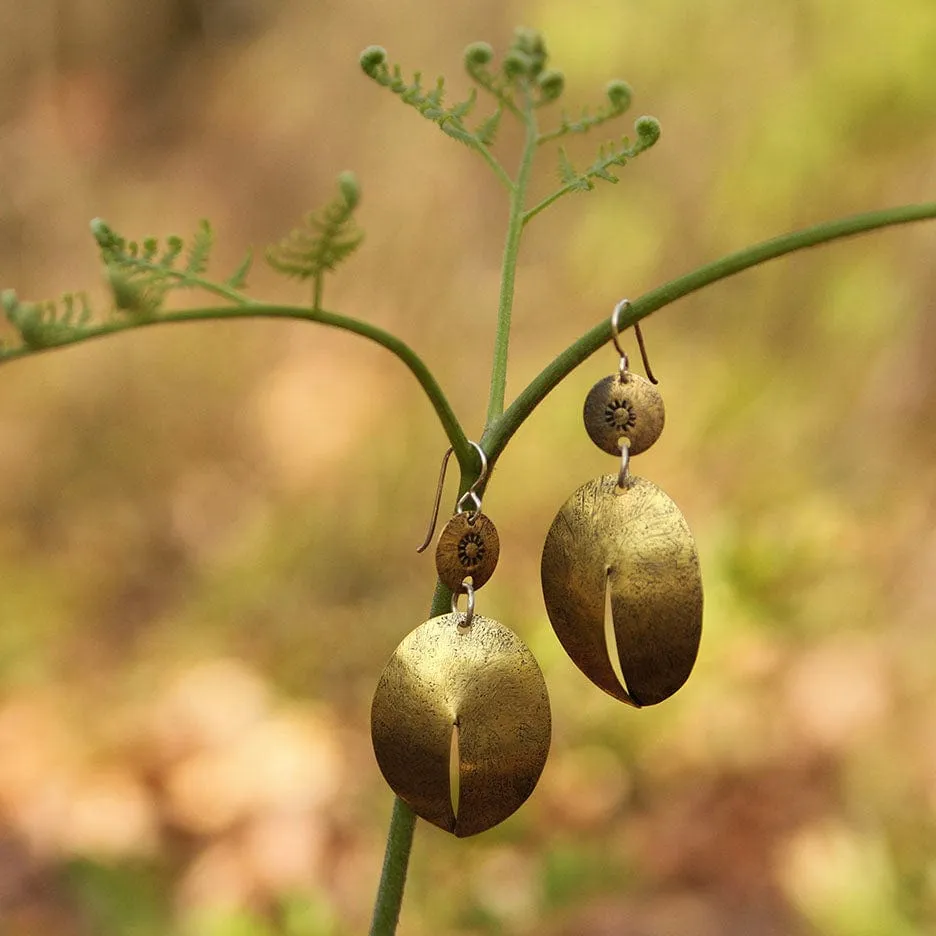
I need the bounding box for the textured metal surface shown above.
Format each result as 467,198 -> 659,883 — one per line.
583,373 -> 665,456
371,613 -> 551,837
435,512 -> 500,592
541,474 -> 702,706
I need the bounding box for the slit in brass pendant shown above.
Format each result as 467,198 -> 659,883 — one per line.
371,613 -> 551,837
541,474 -> 703,706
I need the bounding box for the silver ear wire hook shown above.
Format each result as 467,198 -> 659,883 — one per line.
611,299 -> 659,384
416,441 -> 489,553
456,442 -> 488,519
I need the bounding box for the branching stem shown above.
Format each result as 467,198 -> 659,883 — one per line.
482,201 -> 936,459
471,141 -> 514,191
118,258 -> 252,306
522,184 -> 575,225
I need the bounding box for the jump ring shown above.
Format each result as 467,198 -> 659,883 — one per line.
617,437 -> 631,488
451,579 -> 476,627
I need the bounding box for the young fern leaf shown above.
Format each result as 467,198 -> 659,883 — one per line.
1,290 -> 94,354
464,29 -> 554,112
555,117 -> 662,194
160,236 -> 184,269
360,47 -> 480,140
463,42 -> 517,112
557,148 -> 584,187
91,218 -> 248,315
539,80 -> 634,144
225,250 -> 253,289
185,220 -> 214,275
265,172 -> 363,284
535,70 -> 565,107
474,106 -> 502,146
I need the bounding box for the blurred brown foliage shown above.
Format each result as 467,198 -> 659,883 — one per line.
0,0 -> 935,934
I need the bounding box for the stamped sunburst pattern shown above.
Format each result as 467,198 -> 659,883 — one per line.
604,398 -> 636,432
458,531 -> 486,567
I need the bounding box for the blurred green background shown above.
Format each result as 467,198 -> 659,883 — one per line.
0,1 -> 934,934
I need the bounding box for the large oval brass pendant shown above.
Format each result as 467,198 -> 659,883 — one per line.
541,475 -> 703,706
371,614 -> 551,837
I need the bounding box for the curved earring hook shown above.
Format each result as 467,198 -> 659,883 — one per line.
416,441 -> 489,553
611,299 -> 659,384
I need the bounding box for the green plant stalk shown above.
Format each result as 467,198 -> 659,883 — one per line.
312,272 -> 324,311
484,87 -> 539,427
468,139 -> 514,191
369,797 -> 417,936
369,577 -> 454,936
0,303 -> 472,470
482,201 -> 936,459
522,184 -> 576,225
112,259 -> 253,306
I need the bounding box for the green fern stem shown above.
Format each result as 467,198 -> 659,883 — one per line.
369,797 -> 418,936
114,258 -> 251,306
464,138 -> 514,191
483,200 -> 936,459
0,303 -> 473,471
485,87 -> 539,427
370,573 -> 456,936
522,183 -> 578,226
313,273 -> 324,311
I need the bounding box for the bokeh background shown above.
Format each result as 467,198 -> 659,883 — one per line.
0,1 -> 935,934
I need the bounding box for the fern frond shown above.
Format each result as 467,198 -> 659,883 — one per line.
361,47 -> 483,141
161,236 -> 184,268
448,90 -> 476,120
539,80 -> 635,145
557,148 -> 580,186
550,117 -> 662,199
185,220 -> 214,275
226,250 -> 253,289
1,289 -> 95,353
1,215 -> 257,360
463,42 -> 517,113
463,30 -> 551,111
474,107 -> 502,146
266,172 -> 363,285
90,218 -> 248,313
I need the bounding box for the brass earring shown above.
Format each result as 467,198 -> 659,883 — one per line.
540,300 -> 703,707
372,442 -> 551,837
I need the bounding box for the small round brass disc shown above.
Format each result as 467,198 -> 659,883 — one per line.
583,373 -> 665,456
371,613 -> 551,837
435,512 -> 500,591
541,475 -> 702,706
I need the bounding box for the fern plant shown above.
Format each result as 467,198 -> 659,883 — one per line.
1,25 -> 934,936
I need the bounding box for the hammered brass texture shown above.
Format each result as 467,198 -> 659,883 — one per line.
435,512 -> 500,591
371,613 -> 551,837
541,475 -> 702,706
583,373 -> 665,456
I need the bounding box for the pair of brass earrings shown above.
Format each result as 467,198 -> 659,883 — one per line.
371,300 -> 703,836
